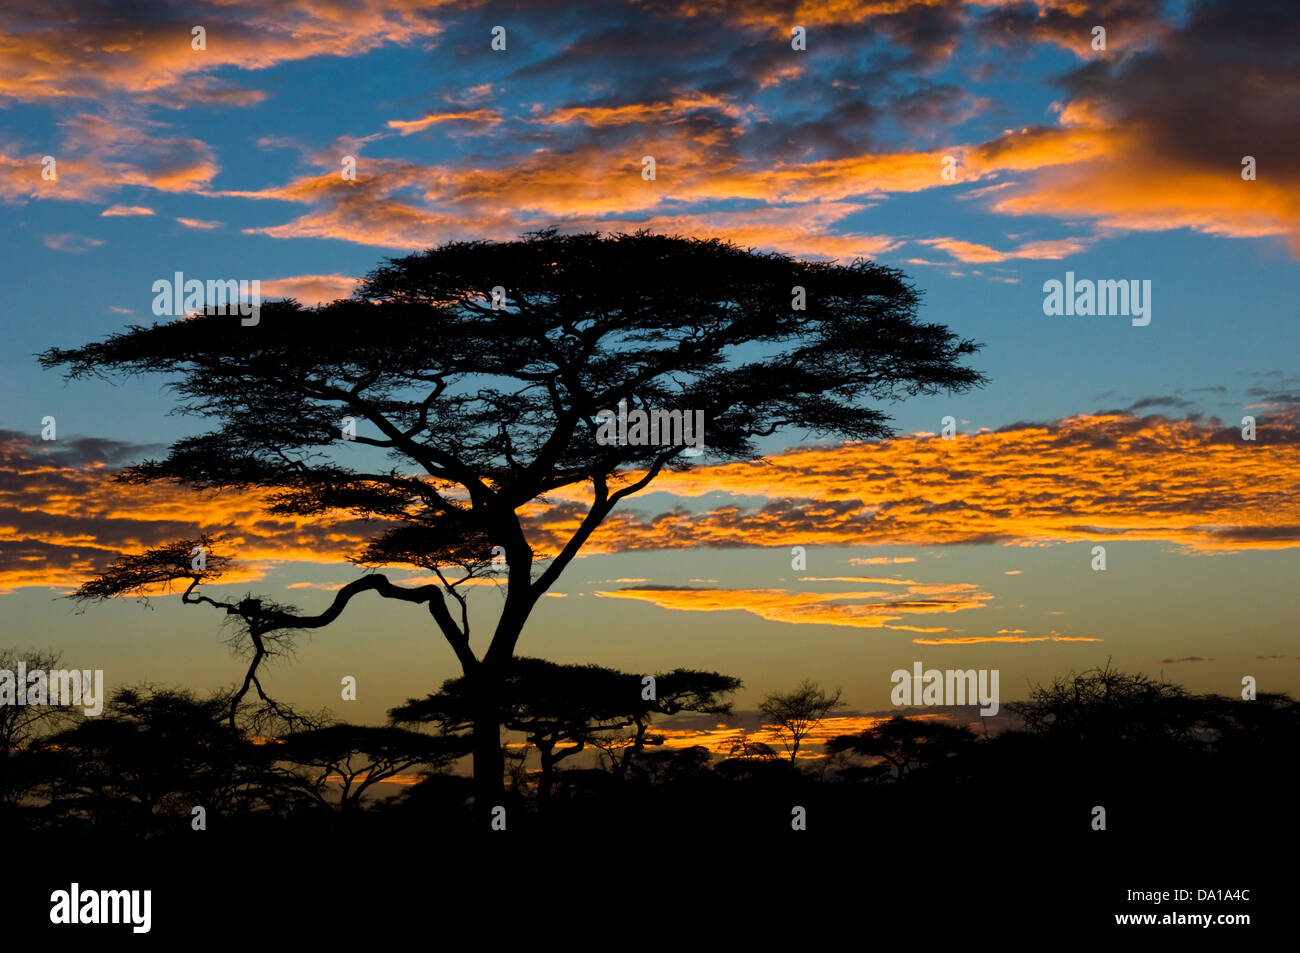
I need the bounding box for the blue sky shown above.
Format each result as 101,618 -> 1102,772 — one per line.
2,0 -> 1298,723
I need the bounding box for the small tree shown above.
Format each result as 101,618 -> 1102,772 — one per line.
1010,659 -> 1193,745
0,648 -> 83,804
825,715 -> 975,781
759,679 -> 846,763
391,657 -> 739,803
596,668 -> 741,779
37,686 -> 261,834
274,724 -> 459,813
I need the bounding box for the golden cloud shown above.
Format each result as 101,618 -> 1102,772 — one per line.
386,109 -> 502,135
261,274 -> 360,307
0,0 -> 453,105
645,711 -> 953,757
3,410 -> 1297,595
596,582 -> 992,628
911,634 -> 1102,645
519,411 -> 1300,556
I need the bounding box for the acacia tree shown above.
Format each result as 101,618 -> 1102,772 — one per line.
390,658 -> 739,804
825,715 -> 975,781
39,229 -> 985,809
38,686 -> 260,833
595,667 -> 742,780
1009,660 -> 1194,745
0,648 -> 84,805
759,679 -> 847,763
273,724 -> 460,813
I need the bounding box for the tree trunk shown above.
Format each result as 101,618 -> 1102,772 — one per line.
471,717 -> 503,816
470,562 -> 537,819
470,678 -> 505,819
620,719 -> 649,779
537,743 -> 554,807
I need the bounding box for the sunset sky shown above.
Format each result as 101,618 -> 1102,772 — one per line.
2,0 -> 1297,730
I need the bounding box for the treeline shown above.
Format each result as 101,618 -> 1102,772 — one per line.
2,655 -> 1295,846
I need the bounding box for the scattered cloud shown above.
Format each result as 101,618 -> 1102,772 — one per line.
43,233 -> 102,252
4,407 -> 1300,593
261,274 -> 359,307
597,582 -> 993,629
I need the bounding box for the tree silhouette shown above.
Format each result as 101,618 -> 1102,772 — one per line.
273,723 -> 460,813
592,668 -> 742,780
390,657 -> 739,804
1010,659 -> 1193,745
0,648 -> 83,805
40,228 -> 985,807
825,715 -> 975,781
36,686 -> 264,835
759,679 -> 846,762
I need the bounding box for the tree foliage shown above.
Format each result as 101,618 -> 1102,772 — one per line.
758,679 -> 846,762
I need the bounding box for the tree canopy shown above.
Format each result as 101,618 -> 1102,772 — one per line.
391,657 -> 740,802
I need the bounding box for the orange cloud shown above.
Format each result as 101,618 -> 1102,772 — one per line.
2,114 -> 220,202
911,634 -> 1102,644
645,711 -> 953,757
597,582 -> 993,629
652,0 -> 955,31
386,109 -> 502,135
955,100 -> 1300,253
231,142 -> 906,255
531,93 -> 750,127
3,0 -> 1291,264
3,410 -> 1298,594
989,152 -> 1300,253
916,235 -> 1089,263
214,38 -> 1289,261
0,0 -> 453,106
225,94 -> 1285,263
0,433 -> 368,592
520,411 -> 1300,556
261,274 -> 359,306
101,205 -> 154,216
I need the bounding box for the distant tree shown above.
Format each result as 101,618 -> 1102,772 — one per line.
392,657 -> 739,803
715,734 -> 798,783
619,744 -> 715,787
42,229 -> 985,808
726,734 -> 781,762
37,686 -> 263,834
393,658 -> 633,804
825,715 -> 975,781
0,648 -> 83,804
759,680 -> 846,763
595,668 -> 741,779
1010,659 -> 1194,745
273,724 -> 459,813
